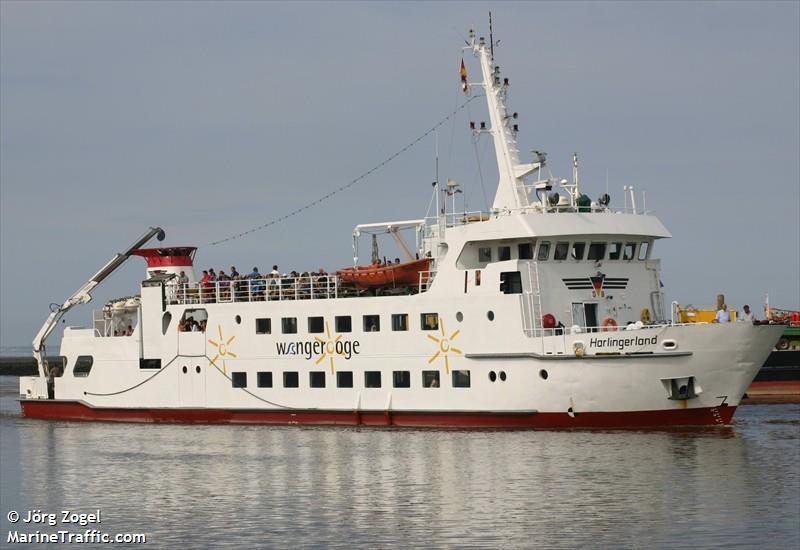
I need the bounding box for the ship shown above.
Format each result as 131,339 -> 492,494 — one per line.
675,302 -> 800,401
19,25 -> 785,428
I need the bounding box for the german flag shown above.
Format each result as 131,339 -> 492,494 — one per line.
460,59 -> 468,83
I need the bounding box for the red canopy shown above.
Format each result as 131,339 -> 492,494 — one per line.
132,247 -> 196,268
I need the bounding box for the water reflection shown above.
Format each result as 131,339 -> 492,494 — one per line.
1,379 -> 798,549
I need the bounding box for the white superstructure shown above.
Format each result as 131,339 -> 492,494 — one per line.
19,27 -> 783,428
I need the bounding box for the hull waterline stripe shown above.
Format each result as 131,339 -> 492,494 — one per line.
19,400 -> 736,428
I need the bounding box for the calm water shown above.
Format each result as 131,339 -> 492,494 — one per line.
1,377 -> 798,549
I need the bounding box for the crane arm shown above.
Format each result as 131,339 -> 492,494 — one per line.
32,226 -> 165,377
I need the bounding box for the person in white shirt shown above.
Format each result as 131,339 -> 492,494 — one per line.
739,304 -> 756,322
716,304 -> 731,323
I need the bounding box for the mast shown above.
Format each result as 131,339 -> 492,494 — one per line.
467,24 -> 538,212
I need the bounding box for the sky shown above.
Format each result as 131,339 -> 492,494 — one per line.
1,1 -> 798,348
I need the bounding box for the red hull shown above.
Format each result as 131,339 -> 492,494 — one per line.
20,400 -> 736,428
337,258 -> 431,289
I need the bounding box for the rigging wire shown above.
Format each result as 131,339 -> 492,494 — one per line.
207,96 -> 481,247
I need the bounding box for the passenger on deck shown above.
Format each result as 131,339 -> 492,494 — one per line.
125,325 -> 134,336
271,265 -> 280,277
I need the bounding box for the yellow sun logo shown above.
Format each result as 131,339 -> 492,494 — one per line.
314,321 -> 341,373
426,317 -> 463,373
208,325 -> 237,374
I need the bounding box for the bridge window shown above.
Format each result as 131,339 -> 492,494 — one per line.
363,315 -> 380,332
609,242 -> 623,260
518,242 -> 533,260
393,371 -> 411,388
257,372 -> 273,388
73,356 -> 94,377
392,314 -> 409,331
308,316 -> 324,334
452,370 -> 471,388
588,242 -> 607,261
478,247 -> 492,263
500,271 -> 522,294
554,242 -> 569,261
421,313 -> 439,331
335,316 -> 352,333
639,241 -> 650,260
255,318 -> 271,334
422,370 -> 440,388
498,246 -> 511,261
364,371 -> 382,388
624,242 -> 636,260
337,371 -> 354,388
231,372 -> 247,388
309,371 -> 326,388
571,242 -> 586,260
537,242 -> 551,261
281,317 -> 297,334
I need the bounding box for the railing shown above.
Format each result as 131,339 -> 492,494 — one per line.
418,270 -> 436,293
166,275 -> 340,305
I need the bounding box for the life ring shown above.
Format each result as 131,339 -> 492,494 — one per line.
602,318 -> 618,331
640,308 -> 651,324
776,338 -> 790,351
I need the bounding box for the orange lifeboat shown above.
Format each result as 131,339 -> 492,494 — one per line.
337,258 -> 432,289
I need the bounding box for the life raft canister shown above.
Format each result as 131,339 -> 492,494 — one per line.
602,318 -> 618,331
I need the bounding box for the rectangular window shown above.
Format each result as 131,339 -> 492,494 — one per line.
421,313 -> 439,331
364,371 -> 382,388
422,370 -> 440,388
139,358 -> 161,369
623,242 -> 636,260
73,355 -> 94,377
281,317 -> 297,334
498,246 -> 511,261
554,242 -> 569,260
363,315 -> 380,332
452,370 -> 471,388
537,241 -> 551,261
587,242 -> 607,261
572,242 -> 586,260
257,372 -> 273,388
392,313 -> 409,331
638,241 -> 650,260
309,371 -> 326,388
256,318 -> 272,334
478,247 -> 492,263
232,372 -> 247,388
393,371 -> 411,388
283,371 -> 299,388
609,242 -> 623,260
308,316 -> 324,333
337,371 -> 354,388
518,242 -> 533,260
500,271 -> 522,294
335,315 -> 352,333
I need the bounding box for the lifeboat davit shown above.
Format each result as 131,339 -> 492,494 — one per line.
337,258 -> 432,289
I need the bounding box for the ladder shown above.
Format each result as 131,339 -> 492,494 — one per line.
521,261 -> 543,337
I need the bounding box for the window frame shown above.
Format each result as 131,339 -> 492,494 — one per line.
255,317 -> 272,335
363,315 -> 380,332
307,316 -> 325,334
391,313 -> 409,331
537,241 -> 551,261
335,315 -> 352,333
281,317 -> 297,334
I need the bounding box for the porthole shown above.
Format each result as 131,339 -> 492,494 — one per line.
489,371 -> 497,382
456,311 -> 464,322
196,366 -> 201,374
499,371 -> 507,381
235,315 -> 242,325
182,366 -> 188,374
662,339 -> 678,350
487,311 -> 495,321
539,369 -> 548,380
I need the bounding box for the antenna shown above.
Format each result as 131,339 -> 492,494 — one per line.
489,11 -> 494,61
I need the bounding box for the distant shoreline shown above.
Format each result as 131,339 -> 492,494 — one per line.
0,356 -> 38,376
